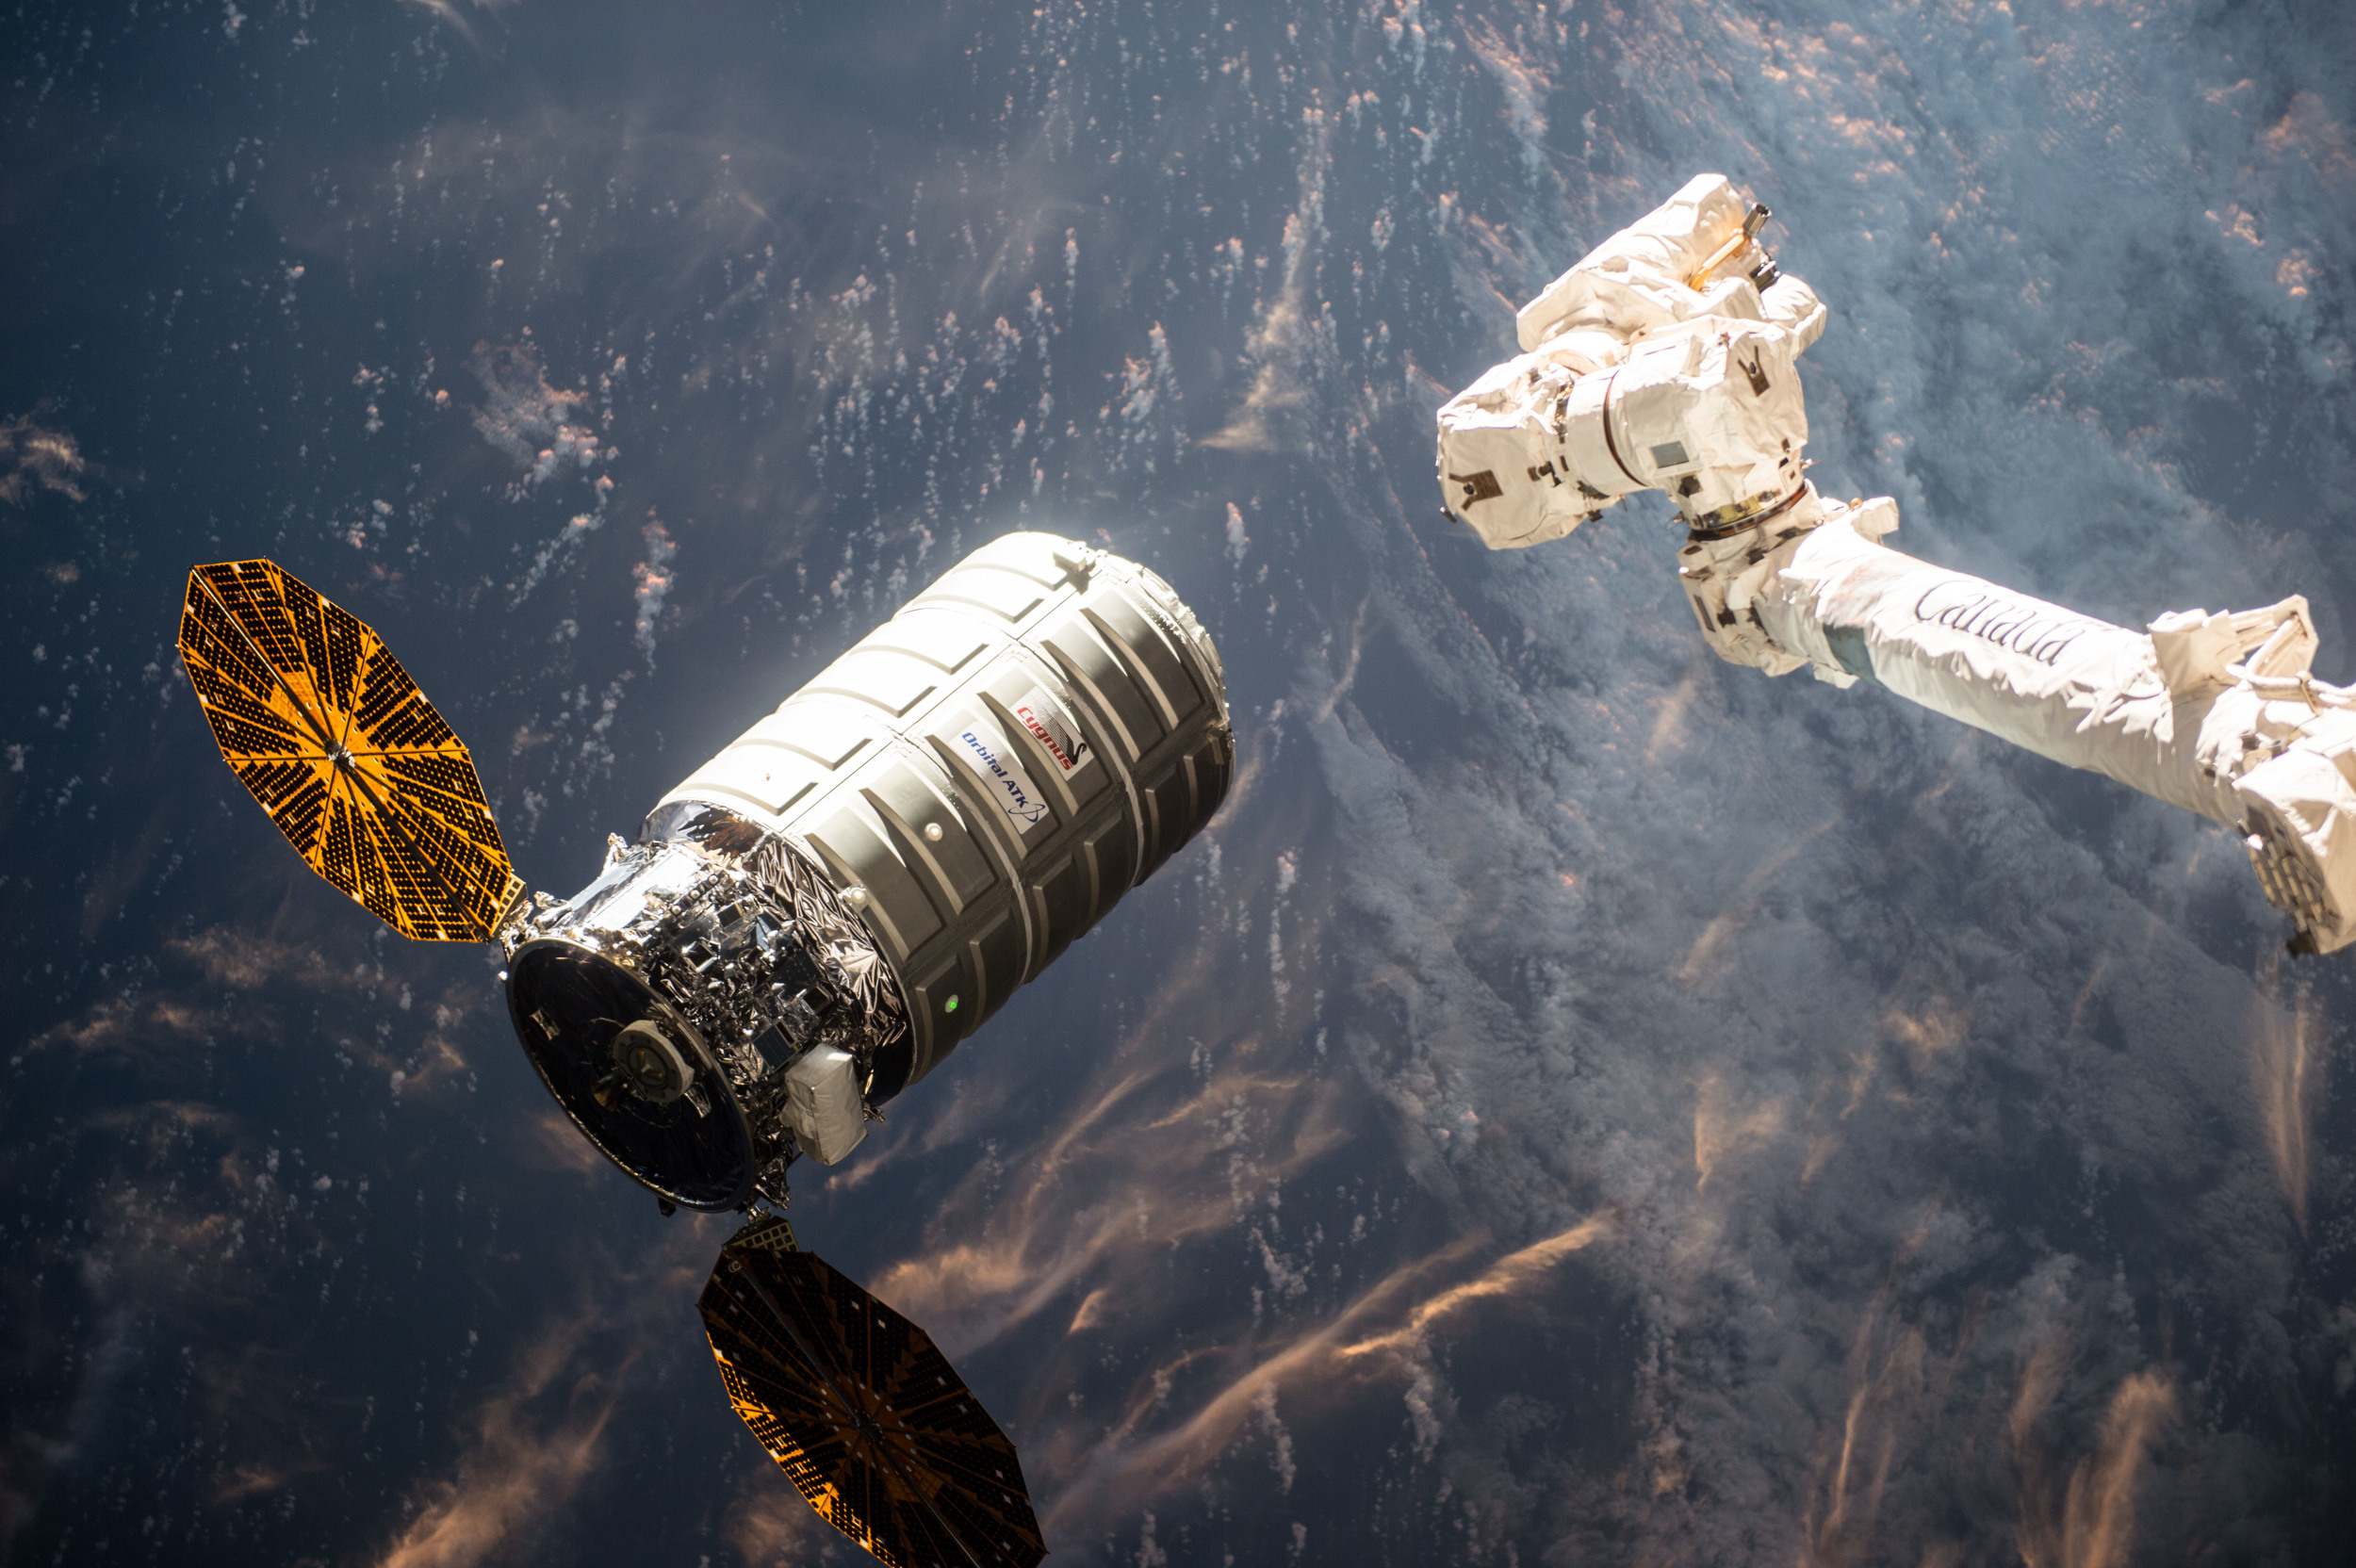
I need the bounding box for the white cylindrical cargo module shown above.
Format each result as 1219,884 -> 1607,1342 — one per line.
653,531 -> 1232,1076
501,533 -> 1233,1210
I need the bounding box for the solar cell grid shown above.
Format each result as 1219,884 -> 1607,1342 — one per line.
179,560 -> 520,943
697,1240 -> 1046,1568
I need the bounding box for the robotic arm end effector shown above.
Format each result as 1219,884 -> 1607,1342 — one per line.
1513,173 -> 1799,351
2242,754 -> 2356,956
2144,596 -> 2356,956
1435,175 -> 1824,551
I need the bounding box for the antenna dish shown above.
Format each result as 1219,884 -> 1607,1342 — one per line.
178,559 -> 523,942
700,1223 -> 1047,1568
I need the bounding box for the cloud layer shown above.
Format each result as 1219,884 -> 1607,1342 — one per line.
1,0 -> 2351,1564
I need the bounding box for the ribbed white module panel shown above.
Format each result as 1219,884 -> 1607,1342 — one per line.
650,532 -> 1233,1094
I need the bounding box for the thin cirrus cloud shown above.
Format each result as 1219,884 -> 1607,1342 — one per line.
0,416 -> 86,507
1042,1213 -> 1613,1534
369,1315 -> 622,1568
4,0 -> 2349,1562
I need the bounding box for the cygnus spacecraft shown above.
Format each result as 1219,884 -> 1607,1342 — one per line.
179,533 -> 1234,1568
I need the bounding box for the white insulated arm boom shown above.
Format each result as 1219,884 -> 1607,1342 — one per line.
1438,176 -> 2356,955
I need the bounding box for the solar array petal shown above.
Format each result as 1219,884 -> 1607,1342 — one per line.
178,560 -> 521,942
698,1236 -> 1046,1568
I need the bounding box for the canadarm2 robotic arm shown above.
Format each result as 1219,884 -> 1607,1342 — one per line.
1437,175 -> 2356,955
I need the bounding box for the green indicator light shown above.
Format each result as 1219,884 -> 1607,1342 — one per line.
944,995 -> 960,1012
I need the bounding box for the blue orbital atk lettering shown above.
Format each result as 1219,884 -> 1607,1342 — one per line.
957,727 -> 1049,827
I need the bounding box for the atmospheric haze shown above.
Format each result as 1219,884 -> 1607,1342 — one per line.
2,0 -> 2353,1565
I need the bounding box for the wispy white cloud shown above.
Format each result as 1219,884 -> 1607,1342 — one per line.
369,1315 -> 618,1568
0,416 -> 86,506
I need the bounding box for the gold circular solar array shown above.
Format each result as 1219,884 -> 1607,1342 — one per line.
178,559 -> 523,942
699,1236 -> 1045,1568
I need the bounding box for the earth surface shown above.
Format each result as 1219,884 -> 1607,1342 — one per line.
5,1 -> 2356,1564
